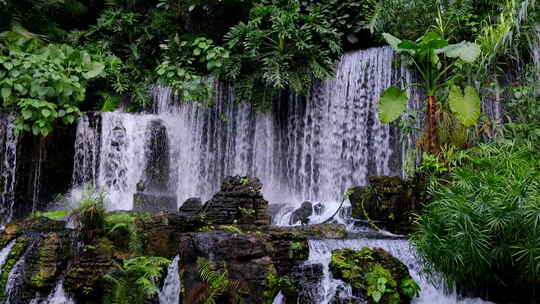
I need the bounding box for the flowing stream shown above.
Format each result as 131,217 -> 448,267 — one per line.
159,255 -> 181,304
0,114 -> 18,228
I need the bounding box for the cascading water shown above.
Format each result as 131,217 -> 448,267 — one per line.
71,47 -> 401,217
29,280 -> 75,304
3,241 -> 33,304
0,114 -> 18,228
0,240 -> 15,271
305,239 -> 493,304
159,255 -> 181,304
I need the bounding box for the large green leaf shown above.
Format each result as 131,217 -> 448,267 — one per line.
382,33 -> 402,51
377,86 -> 408,123
84,62 -> 105,79
439,42 -> 481,63
448,86 -> 481,127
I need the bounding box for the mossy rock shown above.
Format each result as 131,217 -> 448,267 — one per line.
0,237 -> 29,300
330,248 -> 416,304
263,270 -> 299,304
294,224 -> 347,239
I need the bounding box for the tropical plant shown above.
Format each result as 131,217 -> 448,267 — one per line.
184,257 -> 240,304
105,212 -> 142,254
70,188 -> 107,241
223,0 -> 342,107
413,140 -> 540,295
0,30 -> 106,136
104,256 -> 171,304
377,32 -> 482,152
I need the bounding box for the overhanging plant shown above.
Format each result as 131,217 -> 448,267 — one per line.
377,32 -> 482,153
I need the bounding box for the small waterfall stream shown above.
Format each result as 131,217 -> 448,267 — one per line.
0,114 -> 18,228
0,240 -> 16,271
159,255 -> 181,304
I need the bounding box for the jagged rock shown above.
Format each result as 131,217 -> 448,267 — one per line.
349,175 -> 428,234
289,201 -> 313,225
0,217 -> 66,248
178,231 -> 274,304
65,238 -> 114,300
27,232 -> 71,291
287,264 -> 324,303
203,176 -> 270,226
178,197 -> 202,217
330,248 -> 415,304
136,213 -> 204,258
258,227 -> 309,276
133,192 -> 177,213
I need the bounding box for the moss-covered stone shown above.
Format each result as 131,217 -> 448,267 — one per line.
263,270 -> 299,304
330,248 -> 417,304
0,237 -> 29,300
293,223 -> 347,239
30,232 -> 69,290
349,174 -> 429,235
65,237 -> 114,300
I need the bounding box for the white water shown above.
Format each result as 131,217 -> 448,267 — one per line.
29,279 -> 76,304
0,114 -> 18,228
272,291 -> 285,304
4,243 -> 30,304
306,239 -> 493,304
0,240 -> 15,271
71,47 -> 401,215
159,255 -> 181,304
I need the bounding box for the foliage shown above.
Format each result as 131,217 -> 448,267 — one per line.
0,32 -> 107,136
70,188 -> 107,241
413,140 -> 540,290
365,264 -> 399,303
223,0 -> 342,107
184,257 -> 240,304
219,225 -> 243,234
105,212 -> 142,254
400,278 -> 421,298
504,64 -> 540,125
32,209 -> 68,220
263,271 -> 298,304
330,248 -> 419,303
377,32 -> 481,152
104,256 -> 171,304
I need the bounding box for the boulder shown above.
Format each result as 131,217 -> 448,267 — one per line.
203,176 -> 270,226
289,201 -> 313,225
313,203 -> 325,216
178,197 -> 202,217
349,175 -> 428,234
329,248 -> 416,304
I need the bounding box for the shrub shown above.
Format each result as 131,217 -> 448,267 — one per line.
413,140 -> 540,292
105,256 -> 171,304
70,189 -> 107,241
223,0 -> 342,108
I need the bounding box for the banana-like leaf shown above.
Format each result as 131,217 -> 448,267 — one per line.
377,86 -> 408,123
439,42 -> 481,63
448,86 -> 481,127
382,33 -> 402,51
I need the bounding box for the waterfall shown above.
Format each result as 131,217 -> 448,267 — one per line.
0,114 -> 18,228
272,291 -> 284,304
29,280 -> 76,304
3,242 -> 33,304
0,240 -> 16,271
159,255 -> 181,304
304,239 -> 493,304
71,47 -> 401,214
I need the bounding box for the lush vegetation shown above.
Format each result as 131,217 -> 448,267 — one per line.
413,139 -> 540,294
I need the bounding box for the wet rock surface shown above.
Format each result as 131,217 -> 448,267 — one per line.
203,176 -> 270,226
349,175 -> 428,235
178,197 -> 203,217
289,201 -> 313,225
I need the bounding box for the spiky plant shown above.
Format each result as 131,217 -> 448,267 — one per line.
413,139 -> 540,294
184,257 -> 240,304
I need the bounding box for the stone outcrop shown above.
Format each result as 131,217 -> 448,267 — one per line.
330,248 -> 416,304
178,197 -> 203,217
289,201 -> 313,225
203,176 -> 270,226
349,175 -> 428,234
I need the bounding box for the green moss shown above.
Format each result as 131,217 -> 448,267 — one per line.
263,271 -> 299,304
330,248 -> 418,304
32,210 -> 68,220
0,237 -> 29,300
288,241 -> 308,260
